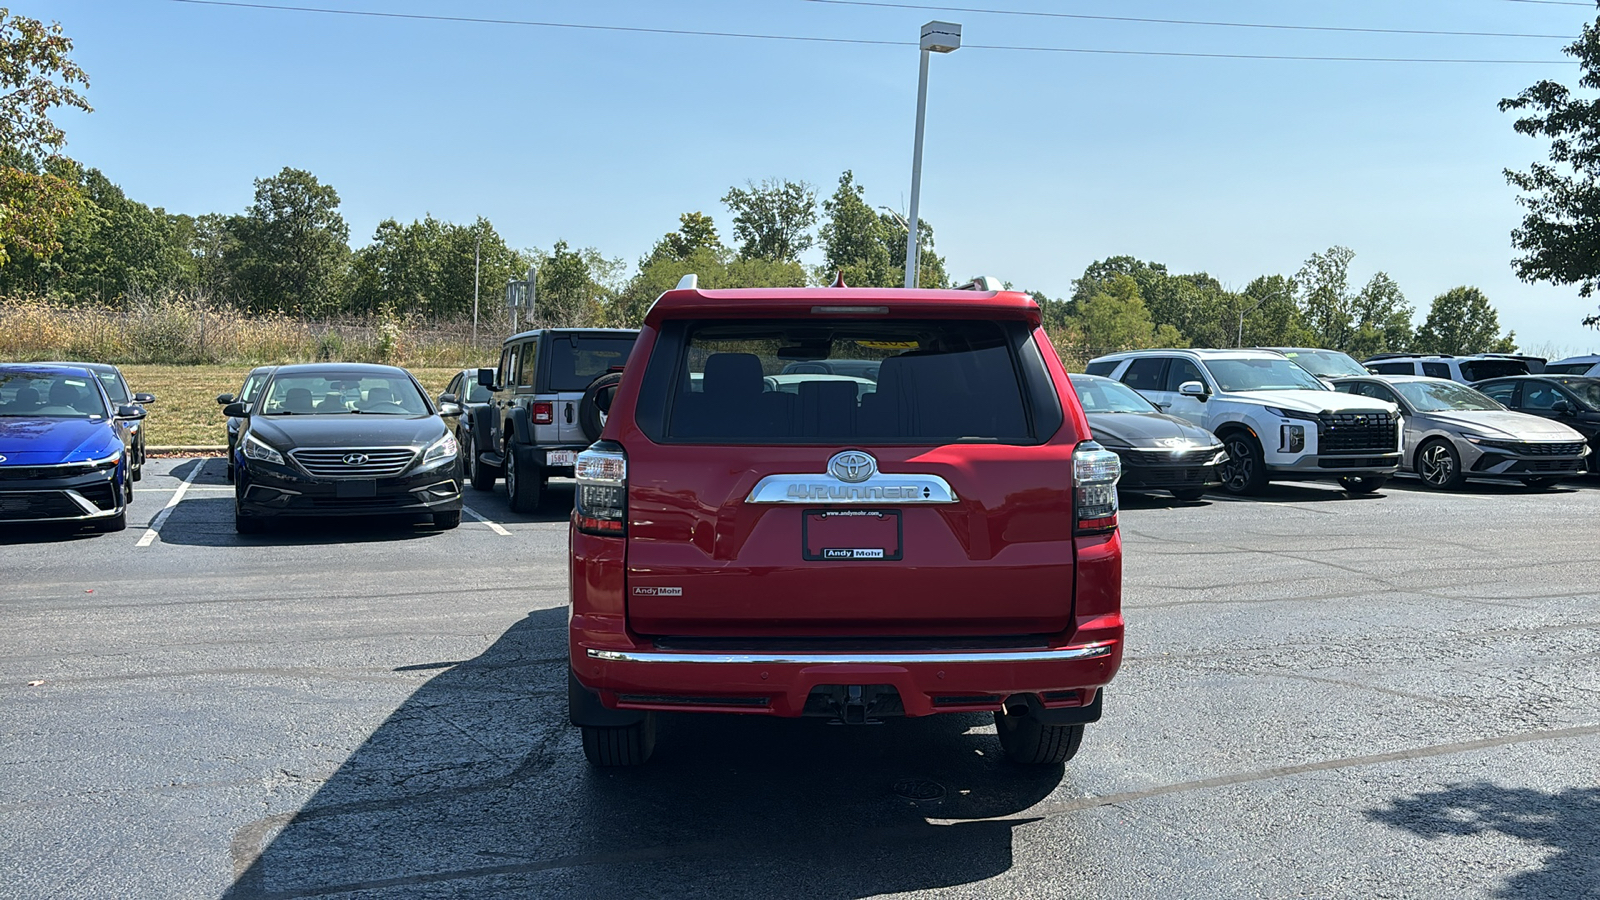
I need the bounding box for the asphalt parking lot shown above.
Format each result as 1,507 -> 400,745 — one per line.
2,459 -> 1597,899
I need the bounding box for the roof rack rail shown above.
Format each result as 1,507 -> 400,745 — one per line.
957,276 -> 1004,292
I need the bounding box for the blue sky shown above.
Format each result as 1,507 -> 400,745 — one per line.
23,0 -> 1600,355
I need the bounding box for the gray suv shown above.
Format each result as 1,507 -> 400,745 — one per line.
467,328 -> 638,511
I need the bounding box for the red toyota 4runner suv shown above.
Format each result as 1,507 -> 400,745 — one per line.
567,279 -> 1124,766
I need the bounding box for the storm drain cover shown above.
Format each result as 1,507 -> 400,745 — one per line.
892,779 -> 947,803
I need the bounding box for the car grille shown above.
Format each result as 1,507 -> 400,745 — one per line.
1129,466 -> 1211,485
0,463 -> 97,481
77,482 -> 119,510
290,448 -> 416,478
1476,440 -> 1585,457
1317,412 -> 1399,454
0,491 -> 85,519
1116,447 -> 1220,466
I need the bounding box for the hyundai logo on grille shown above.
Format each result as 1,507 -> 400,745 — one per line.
342,453 -> 370,466
827,450 -> 877,484
0,454 -> 7,463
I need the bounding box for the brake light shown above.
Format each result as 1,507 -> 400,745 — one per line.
575,442 -> 627,536
533,402 -> 554,425
1073,441 -> 1121,535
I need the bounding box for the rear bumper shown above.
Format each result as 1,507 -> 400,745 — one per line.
571,637 -> 1122,718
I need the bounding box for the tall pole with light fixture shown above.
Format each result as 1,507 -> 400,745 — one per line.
472,229 -> 481,349
904,20 -> 961,289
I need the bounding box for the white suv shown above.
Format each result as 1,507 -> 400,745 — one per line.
1362,354 -> 1533,384
1546,354 -> 1600,377
1085,349 -> 1402,495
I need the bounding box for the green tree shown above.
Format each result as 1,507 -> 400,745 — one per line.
223,167 -> 350,315
1413,287 -> 1518,355
878,209 -> 949,289
1348,271 -> 1415,357
1296,246 -> 1358,349
1236,274 -> 1312,347
1070,256 -> 1228,346
529,240 -> 624,327
0,10 -> 92,267
646,211 -> 720,264
818,170 -> 891,286
1072,274 -> 1186,354
1500,16 -> 1600,325
721,178 -> 817,262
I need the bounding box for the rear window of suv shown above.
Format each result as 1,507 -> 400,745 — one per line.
1458,360 -> 1529,382
546,335 -> 636,392
635,318 -> 1061,444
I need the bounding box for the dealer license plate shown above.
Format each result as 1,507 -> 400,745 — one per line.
803,509 -> 902,561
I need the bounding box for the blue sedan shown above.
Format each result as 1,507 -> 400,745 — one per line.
0,363 -> 141,532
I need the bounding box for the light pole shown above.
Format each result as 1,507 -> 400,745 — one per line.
904,20 -> 961,289
472,229 -> 481,349
1237,295 -> 1268,347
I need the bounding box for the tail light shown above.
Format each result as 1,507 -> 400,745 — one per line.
533,402 -> 554,425
1073,441 -> 1121,535
575,441 -> 627,536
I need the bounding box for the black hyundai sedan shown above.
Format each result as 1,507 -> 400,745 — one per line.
1069,373 -> 1227,500
226,363 -> 465,534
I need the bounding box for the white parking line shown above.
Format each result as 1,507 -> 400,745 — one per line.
462,505 -> 511,536
135,460 -> 206,548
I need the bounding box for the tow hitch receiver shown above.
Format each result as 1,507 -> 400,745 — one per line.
803,684 -> 904,724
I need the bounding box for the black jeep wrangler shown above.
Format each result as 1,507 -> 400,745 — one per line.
467,328 -> 638,511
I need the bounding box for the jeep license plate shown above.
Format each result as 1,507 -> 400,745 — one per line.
803,509 -> 902,561
546,450 -> 577,467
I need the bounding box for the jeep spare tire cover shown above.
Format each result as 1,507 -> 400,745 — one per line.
579,372 -> 624,443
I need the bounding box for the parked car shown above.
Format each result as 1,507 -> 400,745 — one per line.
568,277 -> 1124,767
1472,375 -> 1600,466
1545,354 -> 1600,377
467,328 -> 639,510
1362,353 -> 1537,383
38,361 -> 154,481
1068,373 -> 1225,500
436,367 -> 494,489
1332,375 -> 1588,490
225,363 -> 465,534
217,365 -> 277,483
1085,349 -> 1401,495
1261,347 -> 1369,380
0,363 -> 140,532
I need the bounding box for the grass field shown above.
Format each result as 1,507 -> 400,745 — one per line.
121,365 -> 461,447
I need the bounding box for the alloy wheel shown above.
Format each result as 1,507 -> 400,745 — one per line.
1223,438 -> 1253,491
1420,443 -> 1455,487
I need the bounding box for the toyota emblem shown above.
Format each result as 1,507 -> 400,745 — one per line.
827,450 -> 877,484
342,453 -> 370,466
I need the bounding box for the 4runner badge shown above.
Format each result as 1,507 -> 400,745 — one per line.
632,587 -> 683,596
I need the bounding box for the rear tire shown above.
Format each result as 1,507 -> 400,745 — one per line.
506,444 -> 542,513
1219,431 -> 1268,496
433,510 -> 462,529
994,710 -> 1084,765
581,715 -> 657,767
1170,487 -> 1207,501
1338,475 -> 1387,494
1522,476 -> 1562,490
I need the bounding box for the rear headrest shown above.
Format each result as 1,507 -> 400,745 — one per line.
367,387 -> 394,404
48,382 -> 79,406
14,387 -> 40,406
702,353 -> 764,400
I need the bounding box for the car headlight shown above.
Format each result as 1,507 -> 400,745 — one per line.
422,431 -> 459,465
242,433 -> 285,465
1264,406 -> 1321,422
87,449 -> 123,471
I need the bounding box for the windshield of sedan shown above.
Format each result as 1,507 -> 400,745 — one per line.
1070,375 -> 1159,413
0,371 -> 110,418
1202,358 -> 1328,392
1393,380 -> 1502,412
1276,349 -> 1368,378
1554,378 -> 1600,409
94,371 -> 130,404
260,374 -> 429,415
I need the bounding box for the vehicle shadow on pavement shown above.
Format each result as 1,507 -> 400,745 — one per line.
153,497 -> 453,547
223,608 -> 1066,899
1118,491 -> 1213,510
1385,477 -> 1595,497
1365,782 -> 1599,898
1204,482 -> 1389,504
0,522 -> 105,544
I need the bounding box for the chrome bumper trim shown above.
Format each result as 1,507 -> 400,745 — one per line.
586,642 -> 1116,666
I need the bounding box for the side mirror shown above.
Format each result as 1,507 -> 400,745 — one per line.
1179,380 -> 1209,399
438,392 -> 459,405
116,404 -> 147,420
1553,399 -> 1574,415
438,402 -> 465,418
216,393 -> 236,405
476,368 -> 498,389
133,392 -> 156,405
223,401 -> 250,418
